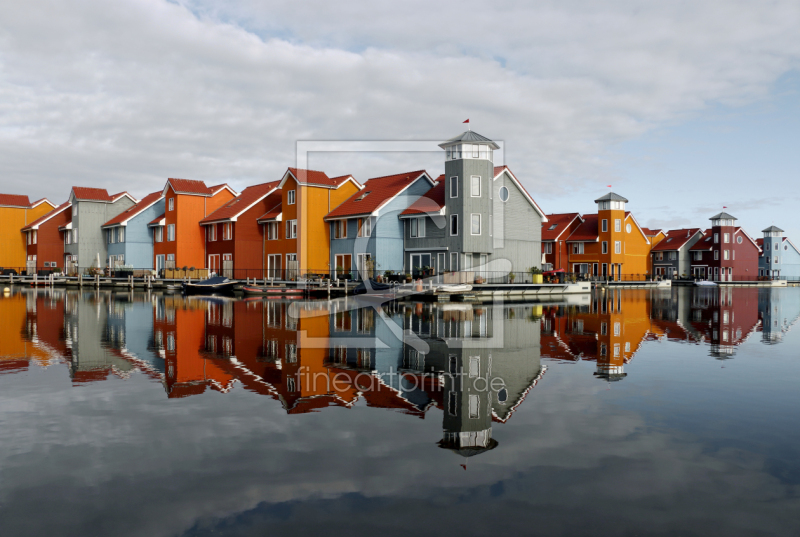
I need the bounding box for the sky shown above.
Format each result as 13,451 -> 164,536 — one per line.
1,0 -> 799,238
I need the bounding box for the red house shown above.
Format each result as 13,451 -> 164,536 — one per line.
542,213 -> 583,271
20,201 -> 72,273
199,181 -> 280,279
689,213 -> 760,281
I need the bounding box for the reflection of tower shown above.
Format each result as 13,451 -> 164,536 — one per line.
594,288 -> 627,381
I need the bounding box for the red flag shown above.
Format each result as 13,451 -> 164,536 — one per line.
607,185 -> 612,188
463,119 -> 469,123
723,206 -> 727,208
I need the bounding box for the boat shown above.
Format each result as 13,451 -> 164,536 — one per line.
435,283 -> 473,293
182,276 -> 237,294
694,280 -> 718,287
353,279 -> 396,296
241,285 -> 303,297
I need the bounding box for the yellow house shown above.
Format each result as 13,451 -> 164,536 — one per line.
0,194 -> 55,271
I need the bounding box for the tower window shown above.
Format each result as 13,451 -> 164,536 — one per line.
602,219 -> 608,232
471,176 -> 481,197
450,214 -> 459,236
450,177 -> 458,198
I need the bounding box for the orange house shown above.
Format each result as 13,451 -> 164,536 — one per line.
151,179 -> 238,274
0,194 -> 55,271
565,193 -> 654,280
259,168 -> 361,280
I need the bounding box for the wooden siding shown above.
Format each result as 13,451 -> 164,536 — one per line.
0,202 -> 55,269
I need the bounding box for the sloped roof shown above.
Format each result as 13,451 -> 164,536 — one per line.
72,187 -> 112,202
400,175 -> 446,216
200,182 -> 278,224
256,192 -> 284,222
756,238 -> 764,248
690,229 -> 714,250
21,201 -> 71,231
325,170 -> 432,220
110,191 -> 136,202
281,168 -> 358,189
166,178 -> 211,196
493,166 -> 547,221
438,130 -> 500,150
148,213 -> 165,226
567,214 -> 599,241
762,225 -> 784,233
0,193 -> 31,207
641,228 -> 663,236
652,228 -> 702,251
102,192 -> 163,228
30,198 -> 53,208
595,192 -> 628,203
710,211 -> 737,220
542,213 -> 582,241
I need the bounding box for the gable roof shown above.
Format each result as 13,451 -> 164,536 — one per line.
542,213 -> 583,241
400,175 -> 446,216
279,168 -> 361,190
200,182 -> 278,224
21,201 -> 71,231
439,130 -> 500,150
110,191 -> 138,203
165,178 -> 212,196
256,194 -> 284,223
101,192 -> 163,228
624,212 -> 652,245
567,214 -> 599,242
0,193 -> 32,208
734,227 -> 761,250
651,228 -> 703,251
30,198 -> 54,209
147,213 -> 165,227
71,187 -> 112,202
325,170 -> 434,220
690,229 -> 714,250
493,166 -> 547,221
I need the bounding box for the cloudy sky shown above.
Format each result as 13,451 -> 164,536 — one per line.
2,1 -> 800,236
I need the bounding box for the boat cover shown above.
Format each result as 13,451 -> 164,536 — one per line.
353,279 -> 394,295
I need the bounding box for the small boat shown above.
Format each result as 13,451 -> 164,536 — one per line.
694,280 -> 718,287
353,279 -> 396,296
436,284 -> 473,293
182,276 -> 237,294
241,285 -> 303,297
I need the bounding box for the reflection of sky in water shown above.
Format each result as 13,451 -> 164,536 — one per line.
1,287 -> 799,536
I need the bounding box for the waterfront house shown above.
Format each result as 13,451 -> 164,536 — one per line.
258,168 -> 361,280
650,228 -> 704,278
757,226 -> 800,280
689,212 -> 760,281
400,131 -> 547,281
0,194 -> 55,272
150,179 -> 238,276
199,181 -> 280,279
542,213 -> 583,272
21,201 -> 71,274
63,188 -> 137,275
564,193 -> 652,280
100,191 -> 165,272
325,170 -> 436,279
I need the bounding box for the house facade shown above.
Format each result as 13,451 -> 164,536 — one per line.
0,194 -> 55,271
758,226 -> 800,280
650,228 -> 704,278
21,201 -> 72,274
689,212 -> 760,281
101,191 -> 165,271
63,188 -> 137,274
151,179 -> 238,274
542,213 -> 583,272
400,131 -> 547,281
564,193 -> 652,280
199,181 -> 279,279
325,170 -> 435,279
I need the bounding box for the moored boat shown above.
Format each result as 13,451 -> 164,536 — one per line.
241,285 -> 303,297
182,276 -> 237,294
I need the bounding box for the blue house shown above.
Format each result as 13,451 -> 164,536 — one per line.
324,170 -> 435,278
101,191 -> 165,272
758,226 -> 800,281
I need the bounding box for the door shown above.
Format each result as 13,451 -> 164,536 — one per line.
208,254 -> 220,275
357,253 -> 372,280
267,254 -> 281,280
222,254 -> 233,279
286,254 -> 298,281
410,254 -> 431,278
437,253 -> 446,283
156,255 -> 165,274
26,255 -> 37,275
334,254 -> 351,280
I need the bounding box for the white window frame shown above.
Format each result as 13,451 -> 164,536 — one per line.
358,217 -> 372,237
208,225 -> 217,242
286,219 -> 297,239
544,243 -> 553,254
615,219 -> 621,232
602,241 -> 608,254
222,222 -> 233,240
450,252 -> 458,271
287,190 -> 296,205
334,219 -> 347,239
450,176 -> 458,198
572,242 -> 584,255
267,222 -> 279,240
450,214 -> 459,236
471,175 -> 481,197
167,224 -> 176,242
118,227 -> 124,243
615,241 -> 622,254
168,198 -> 174,211
602,219 -> 608,232
154,227 -> 163,243
471,214 -> 481,235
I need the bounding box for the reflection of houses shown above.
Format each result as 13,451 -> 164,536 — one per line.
684,287 -> 761,358
0,291 -> 53,374
105,294 -> 165,377
757,288 -> 800,344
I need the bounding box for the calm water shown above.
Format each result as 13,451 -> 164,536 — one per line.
1,286 -> 800,536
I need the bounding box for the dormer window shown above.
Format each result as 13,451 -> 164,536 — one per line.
355,191 -> 371,201
548,224 -> 557,230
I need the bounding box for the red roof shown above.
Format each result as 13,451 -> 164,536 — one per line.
690,230 -> 714,250
756,238 -> 764,248
0,193 -> 32,207
256,193 -> 283,223
567,214 -> 599,241
330,175 -> 356,186
543,213 -> 581,241
400,175 -> 446,216
21,201 -> 71,231
325,170 -> 430,219
200,182 -> 278,224
286,168 -> 337,187
641,227 -> 662,236
30,198 -> 50,207
652,228 -> 702,251
102,192 -> 163,227
148,213 -> 166,226
110,191 -> 134,202
167,178 -> 211,196
72,187 -> 112,202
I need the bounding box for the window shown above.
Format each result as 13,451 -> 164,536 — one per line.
544,243 -> 553,254
602,241 -> 608,254
31,231 -> 37,245
469,395 -> 480,419
723,250 -> 729,260
73,229 -> 78,243
714,250 -> 719,260
669,252 -> 677,261
358,217 -> 372,237
333,220 -> 347,239
287,190 -> 296,205
572,242 -> 584,255
766,256 -> 770,264
737,236 -> 743,244
693,251 -> 702,261
222,223 -> 232,240
286,220 -> 297,239
615,241 -> 621,254
108,229 -> 114,244
714,233 -> 719,243
655,252 -> 663,261
615,219 -> 621,232
775,256 -> 779,264
168,198 -> 174,211
471,176 -> 481,197
208,225 -> 217,241
626,223 -> 632,233
167,224 -> 175,241
724,233 -> 730,243
450,214 -> 458,236
471,214 -> 481,235
499,186 -> 509,202
410,217 -> 426,238
614,322 -> 620,336
450,252 -> 458,271
450,176 -> 458,198
547,223 -> 557,231
154,227 -> 163,242
766,243 -> 770,251
267,222 -> 279,240
469,356 -> 480,378
602,219 -> 608,232
118,227 -> 124,243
